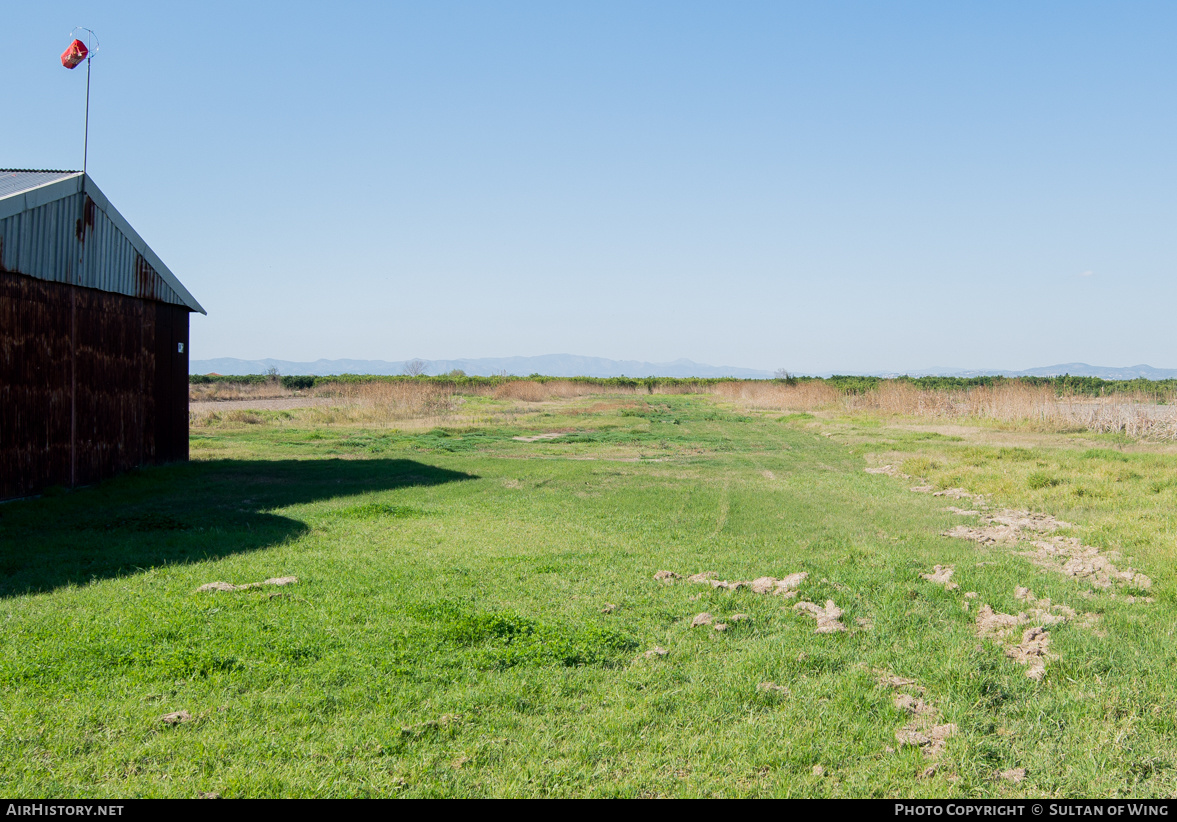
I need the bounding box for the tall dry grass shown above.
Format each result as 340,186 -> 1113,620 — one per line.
719,380 -> 1177,440
191,377 -> 1177,440
189,380 -> 294,402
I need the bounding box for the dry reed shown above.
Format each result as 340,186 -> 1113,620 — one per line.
720,380 -> 1177,440
191,377 -> 1177,440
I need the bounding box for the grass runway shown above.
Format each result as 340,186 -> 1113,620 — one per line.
1,394 -> 1173,797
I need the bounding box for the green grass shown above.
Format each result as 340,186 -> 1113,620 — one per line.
1,394 -> 1175,797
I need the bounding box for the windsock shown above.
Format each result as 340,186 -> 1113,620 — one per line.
61,39 -> 88,69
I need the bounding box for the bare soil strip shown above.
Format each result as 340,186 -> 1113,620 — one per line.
196,576 -> 298,593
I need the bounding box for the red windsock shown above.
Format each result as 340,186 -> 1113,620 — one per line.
61,39 -> 88,69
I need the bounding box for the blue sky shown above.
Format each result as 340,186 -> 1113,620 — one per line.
6,2 -> 1177,373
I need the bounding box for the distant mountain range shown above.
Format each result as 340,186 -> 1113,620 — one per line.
891,363 -> 1177,380
190,356 -> 1177,380
190,355 -> 772,379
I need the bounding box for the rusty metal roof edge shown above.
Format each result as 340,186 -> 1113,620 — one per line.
80,174 -> 206,315
0,173 -> 84,220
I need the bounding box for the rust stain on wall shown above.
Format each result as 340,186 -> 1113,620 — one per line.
134,253 -> 162,302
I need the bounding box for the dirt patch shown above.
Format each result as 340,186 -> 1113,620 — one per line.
758,681 -> 789,694
512,433 -> 567,442
690,612 -> 714,628
874,670 -> 924,691
601,603 -> 616,614
933,488 -> 1152,593
196,576 -> 298,593
653,570 -> 680,582
988,510 -> 1070,532
683,571 -> 808,595
944,523 -> 1026,546
749,573 -> 809,595
933,488 -> 984,502
894,720 -> 958,756
920,565 -> 959,590
945,506 -> 981,516
999,767 -> 1027,784
975,604 -> 1022,638
1024,538 -> 1152,590
944,508 -> 1068,548
160,710 -> 192,726
911,485 -> 934,493
878,673 -> 957,758
1007,626 -> 1052,680
761,470 -> 776,480
973,590 -> 1097,680
865,465 -> 902,476
793,600 -> 847,633
642,646 -> 669,659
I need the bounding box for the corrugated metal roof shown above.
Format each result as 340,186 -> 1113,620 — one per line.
0,169 -> 80,199
0,170 -> 204,314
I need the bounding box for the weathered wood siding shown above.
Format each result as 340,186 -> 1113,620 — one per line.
0,270 -> 188,500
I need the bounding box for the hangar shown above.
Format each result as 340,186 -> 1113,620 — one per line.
0,169 -> 204,500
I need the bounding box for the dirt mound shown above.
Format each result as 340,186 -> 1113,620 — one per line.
973,592 -> 1098,680
975,604 -> 1023,638
653,570 -> 680,582
920,565 -> 959,590
988,509 -> 1070,532
196,576 -> 298,593
933,488 -> 983,501
1007,626 -> 1052,680
690,612 -> 714,628
683,571 -> 808,595
944,524 -> 1023,546
749,573 -> 809,595
878,674 -> 957,757
160,710 -> 192,725
793,600 -> 846,633
943,503 -> 1152,593
1024,538 -> 1152,590
944,507 -> 1067,547
642,646 -> 669,659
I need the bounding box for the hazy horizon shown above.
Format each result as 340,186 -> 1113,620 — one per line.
190,354 -> 1177,380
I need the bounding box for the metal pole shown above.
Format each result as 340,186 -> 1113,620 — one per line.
83,54 -> 91,176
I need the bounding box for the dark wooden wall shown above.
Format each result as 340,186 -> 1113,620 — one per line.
0,270 -> 189,500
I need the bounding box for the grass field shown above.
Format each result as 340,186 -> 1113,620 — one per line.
1,392 -> 1174,797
